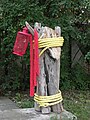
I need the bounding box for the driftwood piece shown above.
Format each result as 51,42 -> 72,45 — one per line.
45,49 -> 63,113
44,26 -> 63,113
38,50 -> 51,113
34,23 -> 51,114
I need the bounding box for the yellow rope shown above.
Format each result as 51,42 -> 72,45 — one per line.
34,37 -> 64,107
38,37 -> 64,56
34,90 -> 63,107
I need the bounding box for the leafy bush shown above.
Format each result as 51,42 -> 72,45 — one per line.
0,0 -> 90,91
72,63 -> 90,90
14,93 -> 34,108
85,51 -> 90,63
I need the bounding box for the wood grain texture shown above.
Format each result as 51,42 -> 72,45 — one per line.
44,48 -> 63,113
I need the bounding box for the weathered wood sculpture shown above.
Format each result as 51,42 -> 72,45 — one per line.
34,23 -> 63,113
25,22 -> 64,114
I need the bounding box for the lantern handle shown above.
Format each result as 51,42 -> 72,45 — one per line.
25,21 -> 34,36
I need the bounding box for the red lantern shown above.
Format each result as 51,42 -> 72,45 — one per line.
13,27 -> 30,56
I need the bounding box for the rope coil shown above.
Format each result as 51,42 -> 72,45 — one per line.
38,37 -> 64,56
34,90 -> 63,107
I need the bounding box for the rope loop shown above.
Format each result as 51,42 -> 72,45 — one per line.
34,90 -> 63,107
38,37 -> 64,56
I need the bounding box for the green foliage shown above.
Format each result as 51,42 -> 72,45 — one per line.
0,61 -> 22,91
61,59 -> 90,90
85,51 -> 90,62
63,90 -> 90,120
14,93 -> 34,108
15,93 -> 22,101
71,63 -> 90,90
0,0 -> 90,91
19,100 -> 34,108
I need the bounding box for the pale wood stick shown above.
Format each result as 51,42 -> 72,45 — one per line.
25,21 -> 34,36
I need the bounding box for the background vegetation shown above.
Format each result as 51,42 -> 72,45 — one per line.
0,0 -> 90,91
